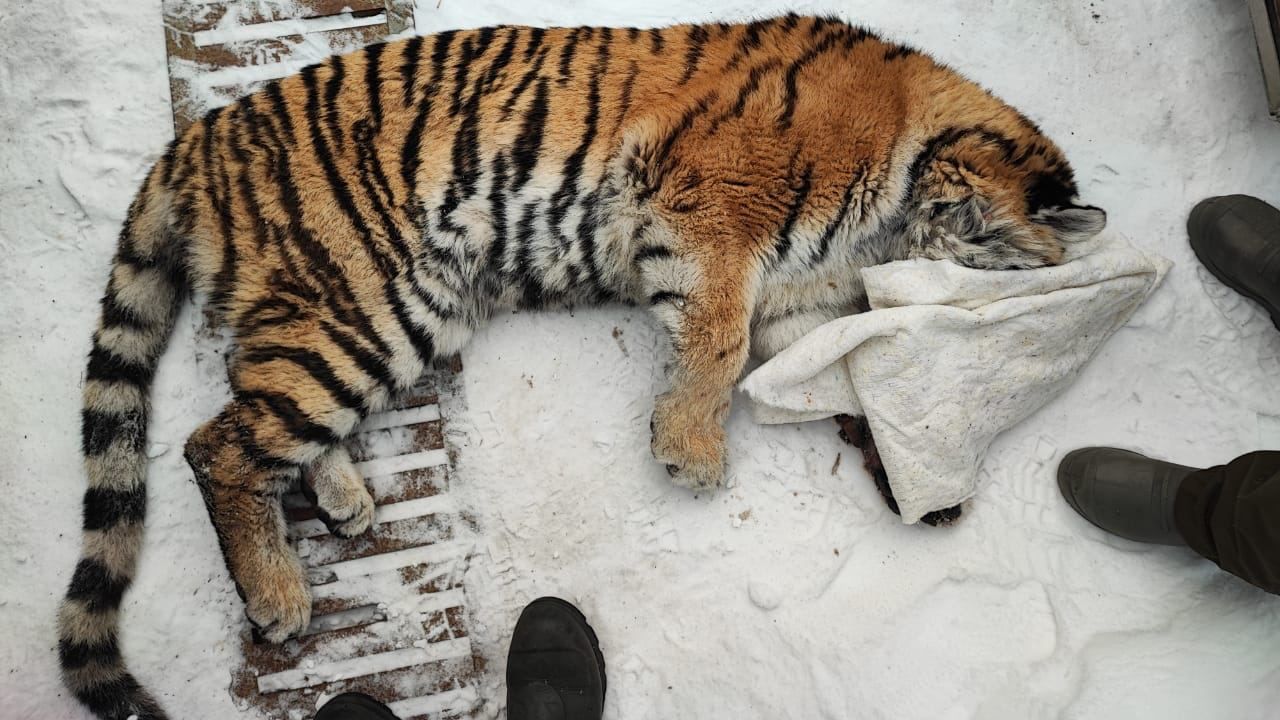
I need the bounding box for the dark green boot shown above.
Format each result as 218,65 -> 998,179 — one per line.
1057,448 -> 1199,545
1187,194 -> 1280,327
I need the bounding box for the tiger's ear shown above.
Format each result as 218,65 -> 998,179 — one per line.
1033,205 -> 1107,242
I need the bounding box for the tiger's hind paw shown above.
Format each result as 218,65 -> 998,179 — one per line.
242,550 -> 312,643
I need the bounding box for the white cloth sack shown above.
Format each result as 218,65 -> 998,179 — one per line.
739,238 -> 1170,524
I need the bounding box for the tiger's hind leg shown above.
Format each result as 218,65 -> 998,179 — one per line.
185,400 -> 316,643
184,318 -> 388,642
301,446 -> 375,539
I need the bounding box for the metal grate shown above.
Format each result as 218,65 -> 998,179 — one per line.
162,0 -> 415,133
165,4 -> 482,715
230,362 -> 481,720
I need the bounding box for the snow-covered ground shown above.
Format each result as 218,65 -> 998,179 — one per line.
4,0 -> 1280,718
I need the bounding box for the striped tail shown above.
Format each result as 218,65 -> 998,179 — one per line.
57,165 -> 186,720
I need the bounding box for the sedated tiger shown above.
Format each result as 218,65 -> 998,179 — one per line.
57,15 -> 1105,719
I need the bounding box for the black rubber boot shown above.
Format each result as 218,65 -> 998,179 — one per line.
314,692 -> 400,720
1057,448 -> 1198,545
1187,194 -> 1280,327
506,597 -> 606,720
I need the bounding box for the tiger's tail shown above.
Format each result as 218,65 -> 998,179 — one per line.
56,155 -> 188,720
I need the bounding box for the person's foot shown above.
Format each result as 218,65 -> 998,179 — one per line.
1057,448 -> 1198,545
1187,195 -> 1280,327
314,692 -> 400,720
507,597 -> 606,720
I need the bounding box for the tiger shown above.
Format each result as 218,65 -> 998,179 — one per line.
56,14 -> 1106,719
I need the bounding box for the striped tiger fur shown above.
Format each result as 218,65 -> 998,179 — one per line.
58,15 -> 1105,719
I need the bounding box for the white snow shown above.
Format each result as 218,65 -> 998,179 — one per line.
3,1 -> 1280,719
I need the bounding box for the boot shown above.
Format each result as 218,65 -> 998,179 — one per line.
507,597 -> 606,720
1057,448 -> 1198,545
1187,194 -> 1280,327
314,692 -> 399,720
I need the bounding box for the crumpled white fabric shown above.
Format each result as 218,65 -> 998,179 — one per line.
739,237 -> 1171,524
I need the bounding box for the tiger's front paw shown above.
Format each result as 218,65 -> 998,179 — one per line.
303,448 -> 375,538
241,550 -> 312,643
650,393 -> 727,491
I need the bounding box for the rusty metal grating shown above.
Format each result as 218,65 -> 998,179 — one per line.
230,362 -> 481,719
163,0 -> 415,133
166,3 -> 482,716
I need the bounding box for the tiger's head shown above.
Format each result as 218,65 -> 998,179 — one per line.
902,129 -> 1106,270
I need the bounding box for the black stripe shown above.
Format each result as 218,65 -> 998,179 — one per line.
547,33 -> 612,296
59,634 -> 121,670
81,408 -> 145,458
884,45 -> 915,61
352,119 -> 398,220
402,30 -> 456,194
157,141 -> 178,189
86,345 -> 153,388
781,13 -> 802,31
449,37 -> 477,116
239,390 -> 342,447
483,27 -> 520,92
99,290 -> 151,332
634,245 -> 671,263
524,26 -> 546,61
319,319 -> 397,393
114,242 -> 159,271
511,78 -> 550,190
82,487 -> 147,531
904,126 -> 976,200
679,25 -> 710,84
202,114 -> 238,312
164,135 -> 197,191
240,345 -> 366,411
649,27 -> 664,54
613,60 -> 639,134
972,126 -> 1020,163
644,92 -> 718,198
254,105 -> 397,360
779,30 -> 848,129
487,152 -> 510,276
303,61 -> 397,277
727,19 -> 770,69
438,73 -> 486,236
649,291 -> 684,306
627,27 -> 640,42
365,42 -> 386,128
66,558 -> 128,613
239,295 -> 301,331
710,58 -> 781,133
400,35 -> 423,107
264,81 -> 295,144
474,26 -> 497,56
557,28 -> 582,84
323,54 -> 347,145
501,45 -> 550,121
231,428 -> 299,471
403,270 -> 456,319
74,673 -> 164,720
514,202 -> 547,308
774,162 -> 814,263
813,175 -> 859,263
384,283 -> 437,366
